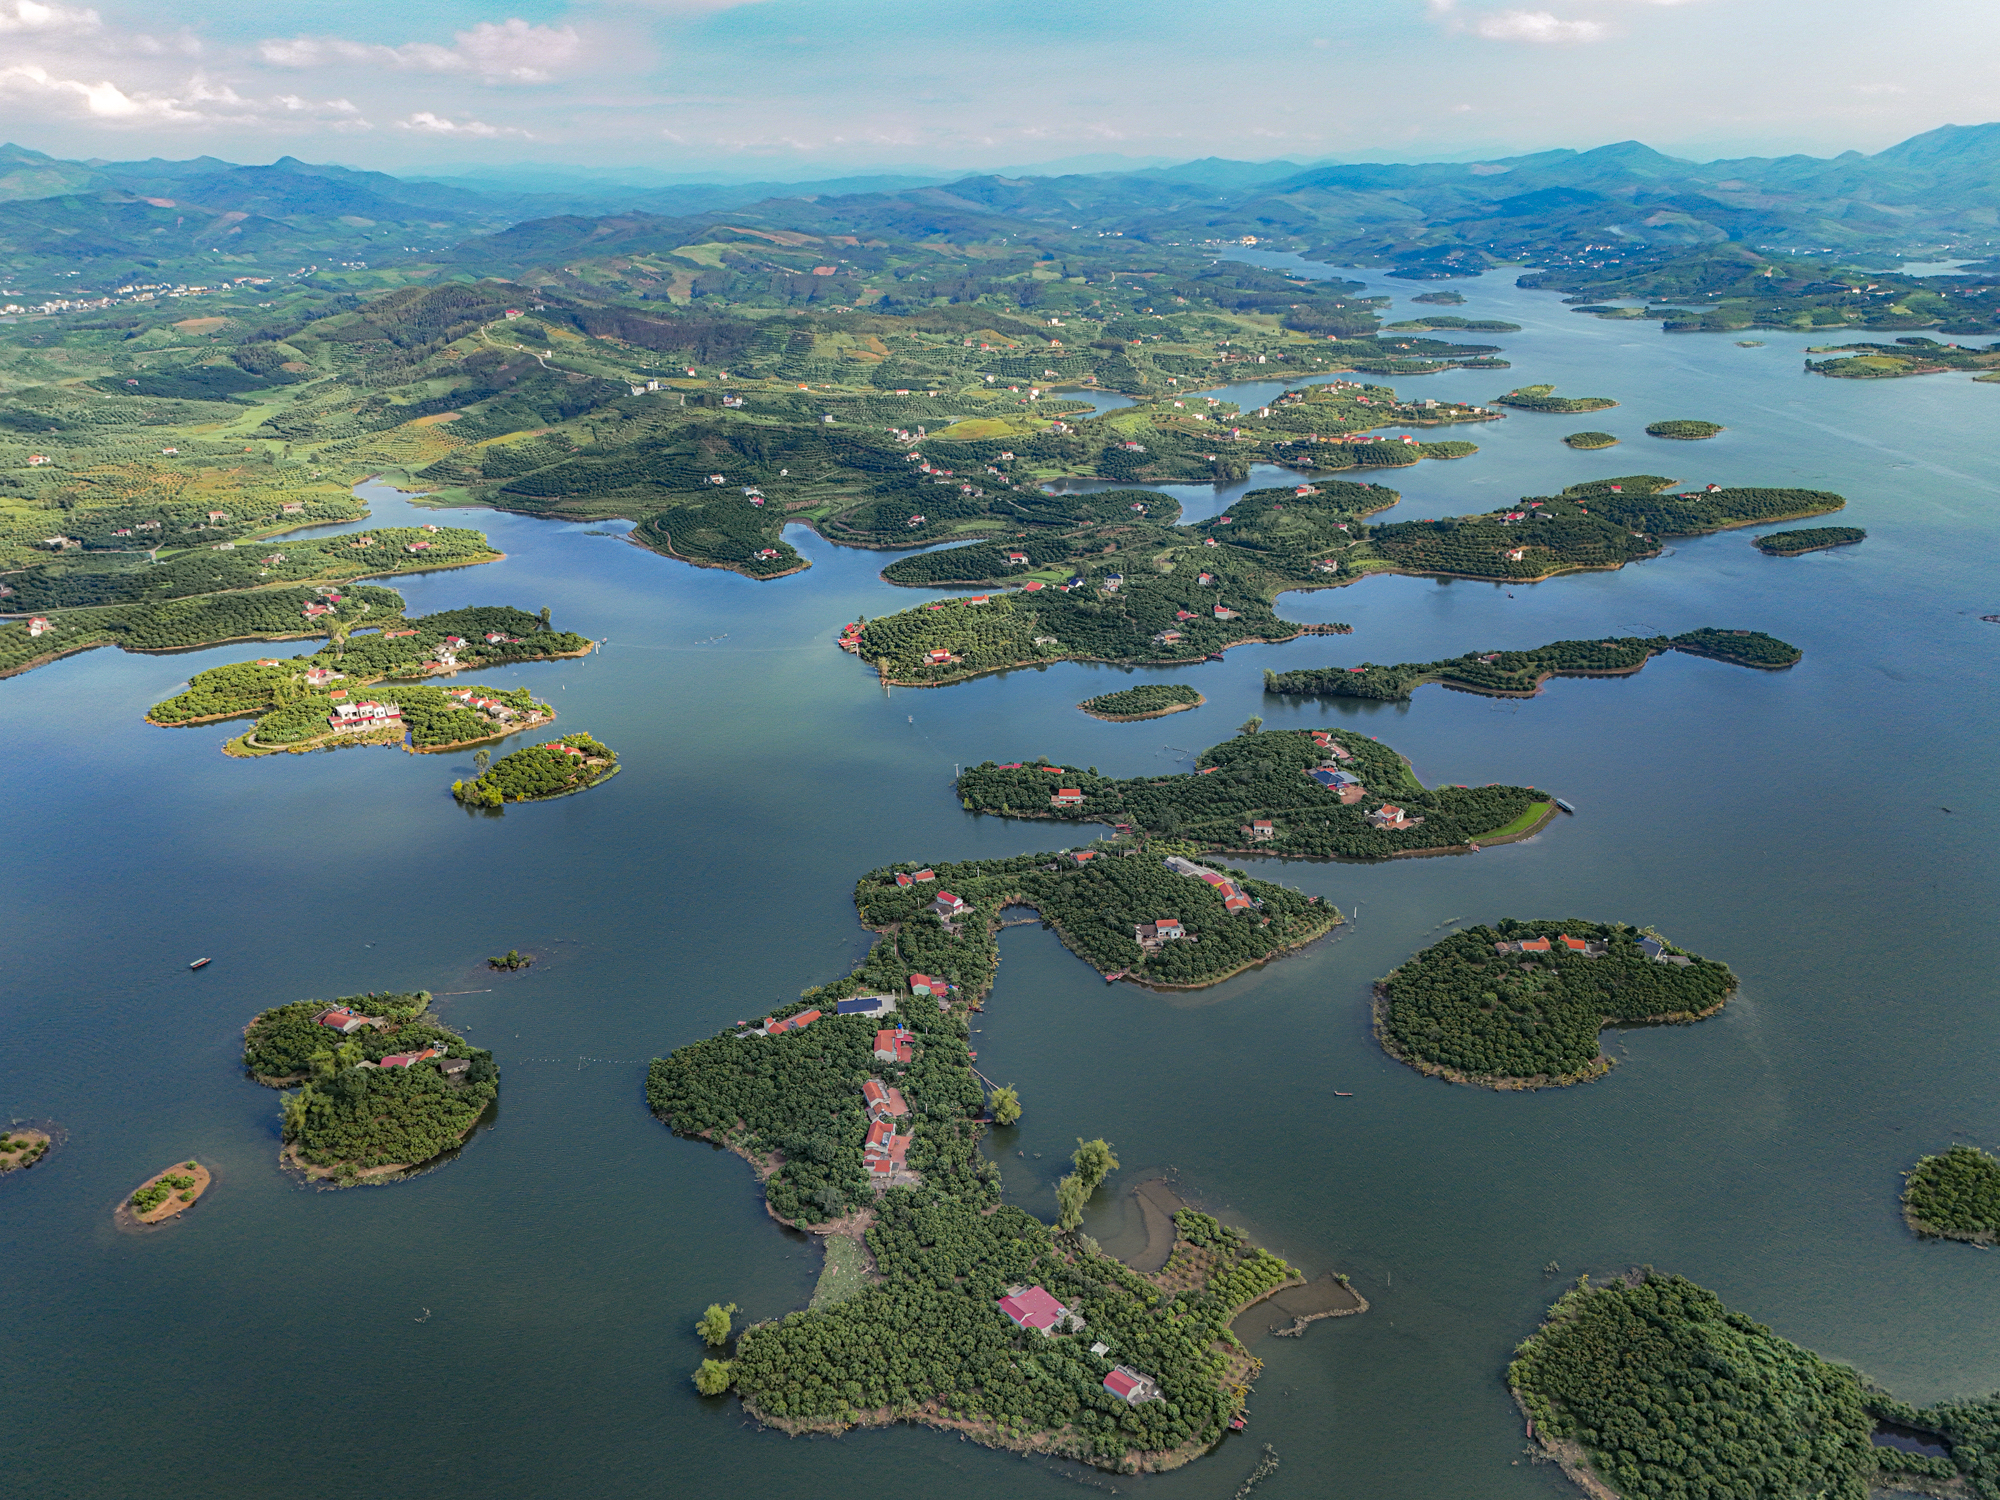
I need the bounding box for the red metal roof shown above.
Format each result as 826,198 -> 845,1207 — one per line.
1104,1370 -> 1144,1399
998,1286 -> 1066,1332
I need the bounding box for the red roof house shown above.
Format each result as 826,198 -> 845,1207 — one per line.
997,1286 -> 1070,1336
1104,1368 -> 1160,1403
1517,937 -> 1552,953
379,1048 -> 440,1069
315,1007 -> 381,1034
932,890 -> 967,917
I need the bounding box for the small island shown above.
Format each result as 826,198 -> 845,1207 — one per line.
1079,684 -> 1205,721
1562,431 -> 1619,449
646,841 -> 1354,1473
1754,526 -> 1866,556
1374,920 -> 1735,1088
1410,291 -> 1466,305
120,1160 -> 211,1226
0,1128 -> 52,1172
1496,384 -> 1618,414
452,733 -> 619,806
1645,420 -> 1724,440
960,728 -> 1552,861
1510,1271 -> 1890,1500
1806,338 -> 2000,378
1902,1143 -> 2000,1245
1264,629 -> 1801,702
488,949 -> 534,972
1384,316 -> 1522,332
244,991 -> 497,1185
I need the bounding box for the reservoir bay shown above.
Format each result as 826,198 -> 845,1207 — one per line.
1,266 -> 1996,1500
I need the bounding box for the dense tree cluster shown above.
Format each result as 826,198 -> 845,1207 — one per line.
1863,1390 -> 2000,1497
1509,1272 -> 1878,1500
1753,526 -> 1866,555
1901,1143 -> 2000,1242
1379,920 -> 1735,1084
244,993 -> 498,1176
1495,384 -> 1618,413
453,732 -> 617,805
1079,684 -> 1202,718
1264,629 -> 1800,701
1644,420 -> 1723,439
958,729 -> 1544,860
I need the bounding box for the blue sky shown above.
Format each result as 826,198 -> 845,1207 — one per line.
0,0 -> 1995,175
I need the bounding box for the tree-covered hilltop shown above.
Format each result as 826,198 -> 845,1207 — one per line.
1644,420 -> 1723,439
243,992 -> 498,1183
1263,629 -> 1801,701
1509,1272 -> 1879,1500
647,850 -> 1326,1470
1495,384 -> 1618,414
1753,526 -> 1866,555
1902,1143 -> 2000,1244
958,729 -> 1548,860
453,733 -> 618,805
146,604 -> 591,725
1376,920 -> 1734,1087
1664,628 -> 1804,668
1079,684 -> 1204,720
1806,337 -> 2000,378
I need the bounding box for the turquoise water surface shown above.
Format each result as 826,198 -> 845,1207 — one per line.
2,266 -> 1995,1500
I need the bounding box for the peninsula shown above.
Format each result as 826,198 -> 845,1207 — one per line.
120,1160 -> 211,1225
1374,921 -> 1734,1088
647,846 -> 1351,1472
1496,384 -> 1617,414
1079,684 -> 1204,721
452,733 -> 618,805
1263,629 -> 1801,702
841,476 -> 1842,685
958,728 -> 1552,861
1901,1143 -> 2000,1245
1754,526 -> 1865,556
1805,338 -> 2000,378
244,991 -> 497,1185
0,525 -> 505,683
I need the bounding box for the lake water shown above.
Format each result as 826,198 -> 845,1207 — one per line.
3,265 -> 1997,1500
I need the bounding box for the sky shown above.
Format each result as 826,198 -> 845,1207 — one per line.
1,0 -> 1997,178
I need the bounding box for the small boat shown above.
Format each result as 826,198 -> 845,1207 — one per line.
1333,1091 -> 1353,1097
188,957 -> 211,970
1229,1415 -> 1248,1431
1555,798 -> 1576,815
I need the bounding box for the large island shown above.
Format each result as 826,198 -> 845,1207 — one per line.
647,847 -> 1352,1472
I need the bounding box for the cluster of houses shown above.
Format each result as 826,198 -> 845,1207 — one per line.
310,1009 -> 468,1076
326,697 -> 402,732
446,689 -> 529,723
1495,934 -> 1606,958
862,1055 -> 913,1179
1163,856 -> 1254,912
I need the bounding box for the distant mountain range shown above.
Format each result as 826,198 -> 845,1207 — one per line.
1,123 -> 1996,294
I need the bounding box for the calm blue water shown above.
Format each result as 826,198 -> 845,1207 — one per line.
2,266 -> 1996,1500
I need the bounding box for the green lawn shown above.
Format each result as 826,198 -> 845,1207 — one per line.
1479,801 -> 1552,840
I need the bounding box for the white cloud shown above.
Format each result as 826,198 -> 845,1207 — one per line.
396,110 -> 531,139
0,62 -> 366,127
0,1 -> 99,34
1474,10 -> 1609,41
259,20 -> 581,84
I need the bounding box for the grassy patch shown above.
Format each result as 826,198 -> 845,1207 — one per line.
1480,802 -> 1551,840
809,1233 -> 870,1309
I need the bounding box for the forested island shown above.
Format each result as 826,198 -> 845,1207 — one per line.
844,476 -> 1841,684
1079,684 -> 1204,720
1754,526 -> 1865,556
959,728 -> 1551,860
1644,420 -> 1723,440
1264,629 -> 1800,701
647,844 -> 1343,1470
1563,432 -> 1619,449
452,733 -> 618,805
1496,385 -> 1618,414
244,991 -> 497,1185
1805,338 -> 2000,378
0,524 -> 504,681
1374,921 -> 1734,1088
1902,1143 -> 2000,1245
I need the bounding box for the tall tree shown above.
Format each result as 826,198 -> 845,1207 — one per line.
1073,1137 -> 1120,1193
697,1301 -> 737,1348
990,1084 -> 1022,1125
